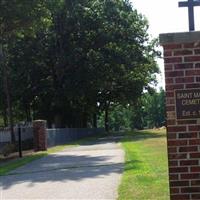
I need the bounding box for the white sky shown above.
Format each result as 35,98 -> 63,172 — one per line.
130,0 -> 200,89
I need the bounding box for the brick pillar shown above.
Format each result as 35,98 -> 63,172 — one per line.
33,120 -> 47,151
160,32 -> 200,200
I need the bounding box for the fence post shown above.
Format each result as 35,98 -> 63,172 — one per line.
33,120 -> 47,152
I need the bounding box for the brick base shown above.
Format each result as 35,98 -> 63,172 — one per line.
160,32 -> 200,200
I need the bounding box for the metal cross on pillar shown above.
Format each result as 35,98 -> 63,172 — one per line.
179,0 -> 200,31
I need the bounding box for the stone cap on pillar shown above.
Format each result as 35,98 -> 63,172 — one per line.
159,31 -> 200,45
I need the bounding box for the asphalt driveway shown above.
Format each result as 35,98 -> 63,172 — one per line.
0,137 -> 124,200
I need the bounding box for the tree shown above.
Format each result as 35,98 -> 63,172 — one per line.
143,88 -> 166,128
0,68 -> 7,126
0,0 -> 49,142
1,0 -> 159,132
98,89 -> 166,131
46,0 -> 159,129
131,89 -> 166,129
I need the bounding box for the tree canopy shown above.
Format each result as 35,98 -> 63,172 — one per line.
0,0 -> 160,132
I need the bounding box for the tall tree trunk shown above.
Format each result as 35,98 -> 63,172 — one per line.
105,103 -> 110,132
2,103 -> 8,127
0,91 -> 8,127
54,113 -> 62,128
25,103 -> 31,122
0,43 -> 15,143
93,113 -> 97,128
81,113 -> 87,128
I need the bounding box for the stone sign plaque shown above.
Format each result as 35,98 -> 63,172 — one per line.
175,89 -> 200,119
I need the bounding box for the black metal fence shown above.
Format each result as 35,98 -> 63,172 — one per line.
0,124 -> 34,156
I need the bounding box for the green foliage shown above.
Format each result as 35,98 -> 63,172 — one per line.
98,89 -> 166,131
0,0 -> 159,129
0,0 -> 50,38
0,0 -> 51,142
142,88 -> 166,128
98,104 -> 133,131
130,88 -> 165,129
0,117 -> 3,126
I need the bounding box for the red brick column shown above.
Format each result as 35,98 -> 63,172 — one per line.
160,32 -> 200,200
33,120 -> 47,151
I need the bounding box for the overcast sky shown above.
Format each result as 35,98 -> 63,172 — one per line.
130,0 -> 200,89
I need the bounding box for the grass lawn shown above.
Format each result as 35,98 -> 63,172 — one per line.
0,133 -> 106,176
118,129 -> 170,200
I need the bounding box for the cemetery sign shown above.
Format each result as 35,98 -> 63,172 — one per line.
175,89 -> 200,119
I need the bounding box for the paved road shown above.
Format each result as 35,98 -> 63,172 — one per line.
1,137 -> 124,200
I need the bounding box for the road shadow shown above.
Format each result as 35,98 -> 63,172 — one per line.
1,140 -> 124,190
1,130 -> 165,191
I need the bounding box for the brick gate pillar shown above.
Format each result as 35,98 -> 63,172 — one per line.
160,31 -> 200,200
33,120 -> 47,151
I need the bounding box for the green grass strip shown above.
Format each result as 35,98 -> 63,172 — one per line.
118,129 -> 170,200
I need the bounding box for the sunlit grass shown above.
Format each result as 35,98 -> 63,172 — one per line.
118,129 -> 169,200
